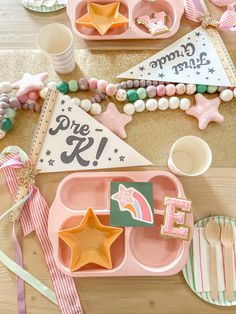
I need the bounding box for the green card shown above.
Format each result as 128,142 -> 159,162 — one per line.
110,182 -> 154,227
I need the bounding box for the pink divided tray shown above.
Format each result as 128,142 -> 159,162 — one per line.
48,171 -> 193,277
67,0 -> 185,40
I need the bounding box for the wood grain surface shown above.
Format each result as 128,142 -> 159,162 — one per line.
0,1 -> 236,314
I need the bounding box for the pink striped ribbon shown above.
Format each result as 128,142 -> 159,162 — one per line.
0,154 -> 84,314
185,0 -> 236,28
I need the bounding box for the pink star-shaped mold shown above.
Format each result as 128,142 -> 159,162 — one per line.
95,102 -> 132,139
186,94 -> 224,130
12,72 -> 48,96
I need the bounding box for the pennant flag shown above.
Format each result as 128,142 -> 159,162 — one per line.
36,93 -> 152,173
118,26 -> 236,87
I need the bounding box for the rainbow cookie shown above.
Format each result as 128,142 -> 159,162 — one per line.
110,182 -> 154,227
137,11 -> 169,36
160,197 -> 191,241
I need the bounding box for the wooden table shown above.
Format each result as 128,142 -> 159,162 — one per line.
0,1 -> 236,313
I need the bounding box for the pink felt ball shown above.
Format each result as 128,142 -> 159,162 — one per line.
156,84 -> 166,97
106,83 -> 117,97
88,78 -> 98,90
27,90 -> 39,101
97,80 -> 107,93
17,94 -> 28,103
176,83 -> 186,95
166,84 -> 176,96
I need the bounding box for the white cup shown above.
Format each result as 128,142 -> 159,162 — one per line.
168,136 -> 212,176
36,23 -> 76,74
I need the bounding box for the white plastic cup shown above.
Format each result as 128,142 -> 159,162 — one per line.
168,136 -> 212,176
36,23 -> 76,74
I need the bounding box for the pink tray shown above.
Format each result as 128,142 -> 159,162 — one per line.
67,0 -> 185,40
48,171 -> 193,277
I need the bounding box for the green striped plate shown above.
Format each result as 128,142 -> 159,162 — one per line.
182,216 -> 236,306
19,0 -> 66,13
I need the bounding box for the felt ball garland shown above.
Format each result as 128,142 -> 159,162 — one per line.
1,73 -> 236,140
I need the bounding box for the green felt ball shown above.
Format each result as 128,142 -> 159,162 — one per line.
5,108 -> 16,119
196,84 -> 208,93
56,81 -> 69,94
1,118 -> 12,132
127,89 -> 138,102
68,80 -> 79,92
137,87 -> 147,100
207,85 -> 218,94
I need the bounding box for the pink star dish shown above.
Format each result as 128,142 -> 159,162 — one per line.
186,94 -> 224,130
111,184 -> 134,208
12,72 -> 48,97
95,102 -> 132,139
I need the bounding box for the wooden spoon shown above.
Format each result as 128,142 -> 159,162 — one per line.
221,222 -> 235,302
205,220 -> 221,300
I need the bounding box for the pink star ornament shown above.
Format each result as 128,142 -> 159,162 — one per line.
95,102 -> 132,139
12,72 -> 48,97
186,94 -> 224,130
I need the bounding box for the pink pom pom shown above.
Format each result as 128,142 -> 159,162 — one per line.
88,78 -> 98,90
17,94 -> 28,103
97,80 -> 107,93
156,84 -> 166,97
166,84 -> 176,97
27,90 -> 39,101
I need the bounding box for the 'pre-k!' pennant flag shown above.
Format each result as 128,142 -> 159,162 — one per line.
36,93 -> 151,173
118,26 -> 236,87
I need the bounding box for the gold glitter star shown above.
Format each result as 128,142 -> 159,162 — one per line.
17,161 -> 40,188
199,14 -> 219,28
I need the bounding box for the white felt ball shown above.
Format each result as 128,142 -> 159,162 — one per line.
0,129 -> 6,139
180,98 -> 191,110
90,103 -> 102,115
80,99 -> 92,112
123,103 -> 135,115
186,84 -> 196,95
233,88 -> 236,98
146,99 -> 158,111
0,82 -> 12,94
39,87 -> 48,99
116,89 -> 127,102
71,97 -> 81,106
220,89 -> 233,102
134,99 -> 145,112
158,97 -> 169,110
47,81 -> 57,90
169,97 -> 180,109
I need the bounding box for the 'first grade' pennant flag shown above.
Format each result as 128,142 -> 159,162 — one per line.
118,26 -> 236,87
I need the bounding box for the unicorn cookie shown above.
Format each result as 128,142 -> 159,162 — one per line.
137,11 -> 169,35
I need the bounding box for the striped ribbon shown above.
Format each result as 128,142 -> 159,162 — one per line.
0,148 -> 84,314
185,0 -> 236,28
